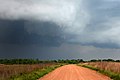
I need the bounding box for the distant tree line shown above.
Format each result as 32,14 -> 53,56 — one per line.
89,59 -> 120,62
0,59 -> 119,64
56,59 -> 84,64
0,59 -> 52,64
0,59 -> 84,64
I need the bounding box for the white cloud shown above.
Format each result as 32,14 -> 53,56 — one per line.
0,0 -> 89,31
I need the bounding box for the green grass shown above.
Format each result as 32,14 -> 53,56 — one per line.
80,65 -> 120,80
10,64 -> 63,80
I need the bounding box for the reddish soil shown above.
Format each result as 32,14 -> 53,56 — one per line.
39,64 -> 111,80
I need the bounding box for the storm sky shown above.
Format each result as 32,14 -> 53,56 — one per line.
0,0 -> 120,60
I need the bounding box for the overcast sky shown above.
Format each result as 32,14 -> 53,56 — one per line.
0,0 -> 120,60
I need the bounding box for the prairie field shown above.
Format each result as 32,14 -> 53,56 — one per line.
80,62 -> 120,80
88,62 -> 120,74
0,63 -> 54,80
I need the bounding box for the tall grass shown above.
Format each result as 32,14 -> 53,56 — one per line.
0,63 -> 54,80
11,64 -> 63,80
88,62 -> 120,74
82,62 -> 120,80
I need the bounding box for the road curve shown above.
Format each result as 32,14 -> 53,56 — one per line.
39,64 -> 111,80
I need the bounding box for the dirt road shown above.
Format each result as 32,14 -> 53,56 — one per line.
39,64 -> 111,80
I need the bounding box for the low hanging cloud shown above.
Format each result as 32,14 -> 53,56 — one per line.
0,0 -> 120,48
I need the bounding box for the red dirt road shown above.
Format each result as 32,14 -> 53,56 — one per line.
39,65 -> 111,80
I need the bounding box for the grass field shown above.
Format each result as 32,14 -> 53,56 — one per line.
11,64 -> 63,80
88,62 -> 120,74
0,63 -> 58,80
80,62 -> 120,80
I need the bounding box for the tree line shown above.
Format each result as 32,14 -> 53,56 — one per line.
0,59 -> 119,64
0,59 -> 45,64
0,59 -> 84,64
89,59 -> 120,62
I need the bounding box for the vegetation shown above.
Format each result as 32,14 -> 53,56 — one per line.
89,59 -> 120,62
0,63 -> 56,80
0,58 -> 84,80
57,59 -> 84,64
1,58 -> 119,65
0,59 -> 54,64
0,58 -> 120,80
88,62 -> 120,74
10,64 -> 63,80
80,62 -> 120,80
0,59 -> 84,64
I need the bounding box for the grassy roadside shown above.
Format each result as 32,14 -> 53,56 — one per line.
79,64 -> 120,80
10,64 -> 64,80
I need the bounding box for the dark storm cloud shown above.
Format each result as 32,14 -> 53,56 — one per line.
0,0 -> 120,48
2,0 -> 120,48
0,20 -> 64,47
0,0 -> 120,60
1,43 -> 120,60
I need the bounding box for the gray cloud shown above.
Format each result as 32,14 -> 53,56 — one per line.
1,43 -> 120,60
0,0 -> 120,48
66,0 -> 120,48
0,20 -> 64,47
1,0 -> 120,60
0,0 -> 89,28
